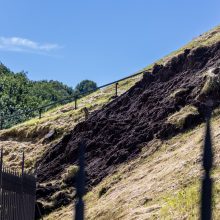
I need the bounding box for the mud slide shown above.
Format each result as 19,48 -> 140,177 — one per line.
37,42 -> 220,213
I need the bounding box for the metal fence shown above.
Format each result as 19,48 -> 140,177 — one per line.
0,70 -> 144,130
0,149 -> 36,220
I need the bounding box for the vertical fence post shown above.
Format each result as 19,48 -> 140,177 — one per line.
75,141 -> 85,220
75,98 -> 78,110
115,82 -> 118,97
0,113 -> 3,130
39,108 -> 42,119
201,102 -> 213,220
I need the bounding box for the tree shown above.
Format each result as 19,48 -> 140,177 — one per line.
0,63 -> 74,128
74,80 -> 97,96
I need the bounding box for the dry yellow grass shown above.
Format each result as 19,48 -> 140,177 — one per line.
167,105 -> 199,129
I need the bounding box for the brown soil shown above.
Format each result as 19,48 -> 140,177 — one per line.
36,42 -> 220,214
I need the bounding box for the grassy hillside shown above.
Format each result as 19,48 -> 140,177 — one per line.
0,73 -> 143,171
44,111 -> 220,219
1,24 -> 219,139
0,24 -> 219,219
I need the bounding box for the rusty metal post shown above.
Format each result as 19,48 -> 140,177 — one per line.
201,103 -> 213,220
75,141 -> 85,220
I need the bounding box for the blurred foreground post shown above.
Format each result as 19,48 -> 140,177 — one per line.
75,141 -> 85,220
201,102 -> 213,220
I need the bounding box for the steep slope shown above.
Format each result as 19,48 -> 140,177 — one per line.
0,25 -> 220,219
0,73 -> 142,172
37,40 -> 220,214
44,113 -> 220,219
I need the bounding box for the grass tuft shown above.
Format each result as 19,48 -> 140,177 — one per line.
167,105 -> 199,129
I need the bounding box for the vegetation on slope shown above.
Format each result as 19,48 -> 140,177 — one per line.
1,25 -> 220,132
0,24 -> 220,219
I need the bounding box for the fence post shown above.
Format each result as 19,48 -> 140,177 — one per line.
0,113 -> 3,130
75,98 -> 77,110
39,108 -> 42,119
0,148 -> 3,220
201,102 -> 213,220
115,82 -> 118,97
75,141 -> 85,220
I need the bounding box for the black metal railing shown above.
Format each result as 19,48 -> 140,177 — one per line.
0,70 -> 144,130
0,148 -> 36,220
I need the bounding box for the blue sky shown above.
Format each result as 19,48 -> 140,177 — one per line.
0,0 -> 220,88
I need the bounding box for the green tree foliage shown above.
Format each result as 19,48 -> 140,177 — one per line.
0,63 -> 74,128
74,80 -> 97,96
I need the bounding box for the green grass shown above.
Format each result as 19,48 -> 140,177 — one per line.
160,181 -> 220,219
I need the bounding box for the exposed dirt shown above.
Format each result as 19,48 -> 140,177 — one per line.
37,42 -> 220,214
